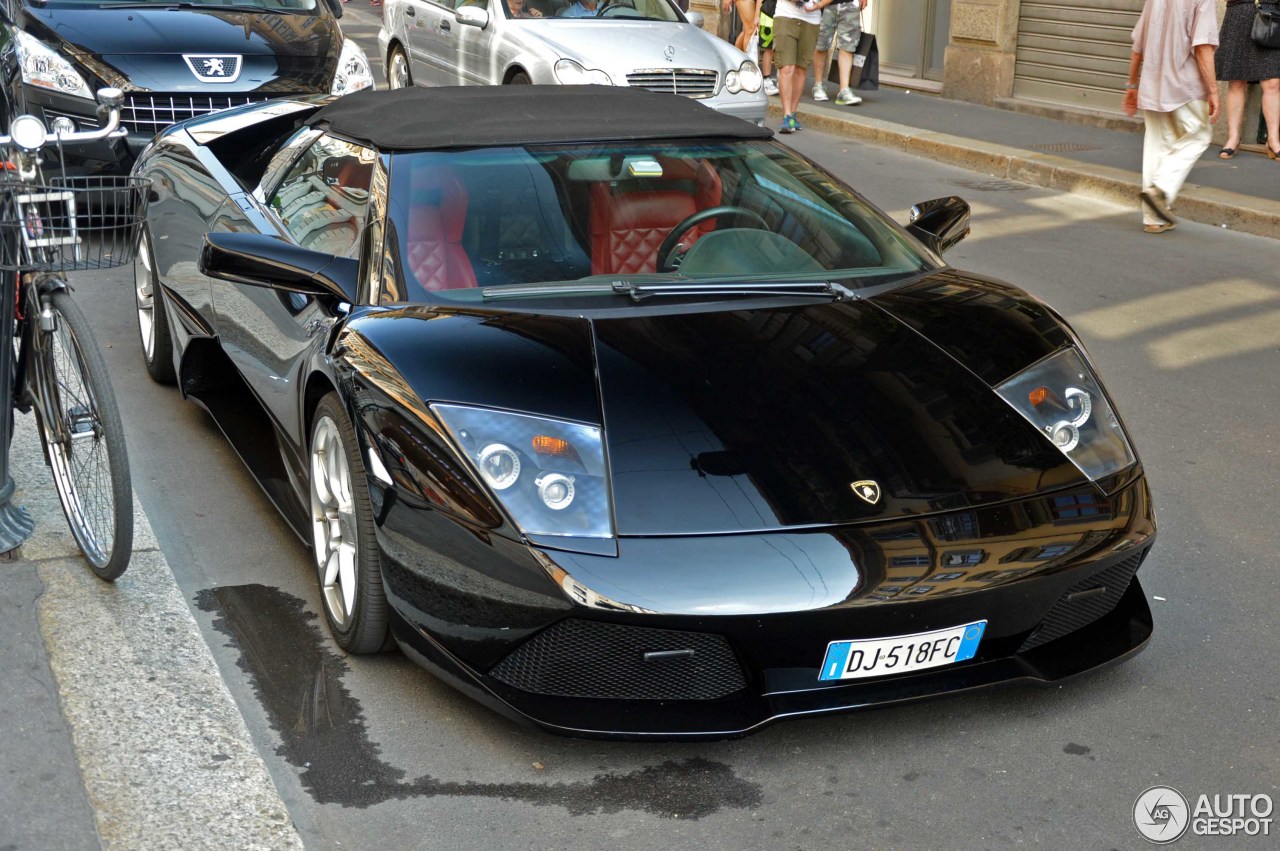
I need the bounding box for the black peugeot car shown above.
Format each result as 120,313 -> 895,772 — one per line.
0,0 -> 373,175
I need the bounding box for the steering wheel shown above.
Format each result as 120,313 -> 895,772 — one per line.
655,206 -> 769,272
595,0 -> 636,15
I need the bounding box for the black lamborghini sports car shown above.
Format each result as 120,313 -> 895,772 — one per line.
133,86 -> 1156,738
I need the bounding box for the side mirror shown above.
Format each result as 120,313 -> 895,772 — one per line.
325,0 -> 343,18
199,232 -> 359,303
456,6 -> 489,28
906,196 -> 970,255
686,10 -> 705,28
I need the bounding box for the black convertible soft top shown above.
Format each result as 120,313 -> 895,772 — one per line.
309,86 -> 773,151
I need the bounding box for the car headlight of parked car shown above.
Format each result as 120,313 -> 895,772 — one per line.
433,404 -> 613,539
331,39 -> 375,95
13,30 -> 94,100
996,347 -> 1136,480
725,59 -> 763,94
554,59 -> 613,86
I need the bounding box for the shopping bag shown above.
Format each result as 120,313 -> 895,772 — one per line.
826,30 -> 880,91
854,32 -> 879,91
746,30 -> 759,66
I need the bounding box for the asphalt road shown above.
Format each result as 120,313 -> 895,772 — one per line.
63,108 -> 1280,848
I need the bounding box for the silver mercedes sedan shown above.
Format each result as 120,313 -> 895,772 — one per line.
376,0 -> 767,125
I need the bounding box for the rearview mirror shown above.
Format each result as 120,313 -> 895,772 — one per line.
686,11 -> 705,28
199,232 -> 358,303
906,196 -> 970,255
456,6 -> 488,28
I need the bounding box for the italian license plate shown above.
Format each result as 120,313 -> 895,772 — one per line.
818,620 -> 987,681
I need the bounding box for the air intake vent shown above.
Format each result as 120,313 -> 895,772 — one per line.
1018,551 -> 1146,652
489,618 -> 746,701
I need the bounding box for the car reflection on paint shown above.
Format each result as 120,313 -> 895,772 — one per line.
131,85 -> 1156,739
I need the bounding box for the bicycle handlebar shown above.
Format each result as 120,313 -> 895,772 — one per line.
0,87 -> 128,149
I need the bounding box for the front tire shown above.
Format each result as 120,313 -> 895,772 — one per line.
309,393 -> 389,653
34,290 -> 133,581
388,45 -> 412,90
133,228 -> 176,385
508,71 -> 532,85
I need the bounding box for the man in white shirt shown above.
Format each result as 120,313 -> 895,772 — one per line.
773,0 -> 822,132
1122,0 -> 1219,234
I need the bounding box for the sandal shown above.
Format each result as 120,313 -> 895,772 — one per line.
1219,147 -> 1236,160
1144,222 -> 1176,234
1269,145 -> 1280,161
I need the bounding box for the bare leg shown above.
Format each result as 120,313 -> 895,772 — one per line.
1262,78 -> 1280,152
780,65 -> 805,115
837,49 -> 853,90
1223,80 -> 1247,151
813,49 -> 830,90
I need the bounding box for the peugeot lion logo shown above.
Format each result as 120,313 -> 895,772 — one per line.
851,480 -> 881,505
664,45 -> 676,62
183,54 -> 243,83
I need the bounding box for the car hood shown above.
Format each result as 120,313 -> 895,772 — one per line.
529,21 -> 738,73
594,298 -> 1086,535
345,276 -> 1089,538
24,8 -> 339,92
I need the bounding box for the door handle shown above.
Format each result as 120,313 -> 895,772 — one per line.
440,18 -> 451,31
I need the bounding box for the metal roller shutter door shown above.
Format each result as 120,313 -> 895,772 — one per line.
1013,0 -> 1143,112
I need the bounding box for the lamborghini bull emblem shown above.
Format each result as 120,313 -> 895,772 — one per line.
183,54 -> 243,83
851,480 -> 881,505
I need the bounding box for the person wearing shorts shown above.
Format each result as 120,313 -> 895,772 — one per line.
773,0 -> 821,132
812,0 -> 867,105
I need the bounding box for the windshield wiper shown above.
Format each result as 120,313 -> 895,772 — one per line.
482,280 -> 858,302
612,280 -> 859,302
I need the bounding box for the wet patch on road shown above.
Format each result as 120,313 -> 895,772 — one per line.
196,584 -> 763,816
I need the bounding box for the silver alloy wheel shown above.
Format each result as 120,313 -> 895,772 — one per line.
310,415 -> 358,628
389,49 -> 410,89
134,233 -> 154,360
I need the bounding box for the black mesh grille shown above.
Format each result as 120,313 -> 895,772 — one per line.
1018,552 -> 1145,652
489,619 -> 746,701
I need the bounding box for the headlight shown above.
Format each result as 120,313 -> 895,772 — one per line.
732,59 -> 762,93
433,404 -> 613,539
13,31 -> 94,100
331,39 -> 375,95
996,348 -> 1136,480
554,59 -> 612,86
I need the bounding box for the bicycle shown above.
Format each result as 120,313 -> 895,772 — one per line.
1,88 -> 149,580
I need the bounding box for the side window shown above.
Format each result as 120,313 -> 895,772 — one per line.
268,134 -> 376,258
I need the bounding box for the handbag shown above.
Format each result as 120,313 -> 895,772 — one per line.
1254,0 -> 1280,49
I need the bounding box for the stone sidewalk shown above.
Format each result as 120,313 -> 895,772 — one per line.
0,412 -> 303,851
777,85 -> 1280,240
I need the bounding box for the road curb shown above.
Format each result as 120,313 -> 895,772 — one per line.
770,103 -> 1280,240
10,412 -> 304,850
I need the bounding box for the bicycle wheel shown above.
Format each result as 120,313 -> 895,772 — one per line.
32,289 -> 133,580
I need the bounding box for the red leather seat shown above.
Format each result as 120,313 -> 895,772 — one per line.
406,169 -> 477,293
589,159 -> 724,276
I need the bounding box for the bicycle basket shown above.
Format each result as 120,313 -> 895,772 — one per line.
0,175 -> 151,272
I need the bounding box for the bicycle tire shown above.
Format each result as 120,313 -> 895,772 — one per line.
32,289 -> 133,580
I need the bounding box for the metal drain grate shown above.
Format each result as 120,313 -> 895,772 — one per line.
952,178 -> 1030,192
1028,142 -> 1104,153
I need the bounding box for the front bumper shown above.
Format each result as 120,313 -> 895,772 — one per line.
379,475 -> 1158,739
706,90 -> 768,126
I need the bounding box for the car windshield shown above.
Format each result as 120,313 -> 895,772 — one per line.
46,0 -> 318,10
379,140 -> 937,304
494,0 -> 681,22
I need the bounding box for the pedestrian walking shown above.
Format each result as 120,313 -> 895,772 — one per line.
722,0 -> 759,53
811,0 -> 868,106
1123,0 -> 1220,234
774,0 -> 822,133
1215,0 -> 1280,160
